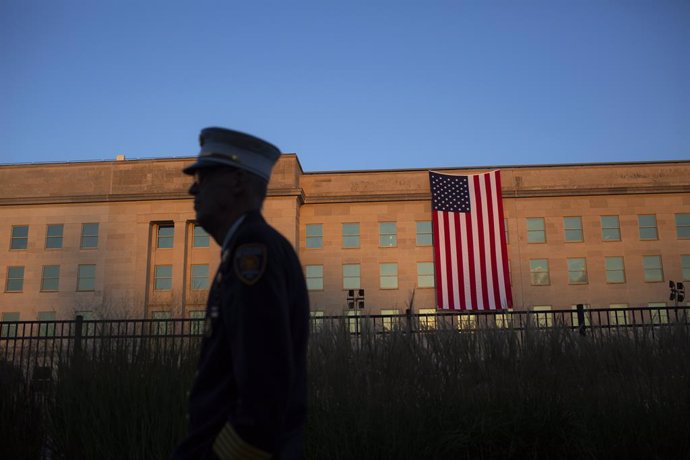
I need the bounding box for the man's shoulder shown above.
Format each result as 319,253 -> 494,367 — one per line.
236,215 -> 290,249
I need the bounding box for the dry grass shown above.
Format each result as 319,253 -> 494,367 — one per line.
307,322 -> 690,459
1,323 -> 689,459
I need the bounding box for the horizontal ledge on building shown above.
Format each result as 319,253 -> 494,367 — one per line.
511,185 -> 690,198
0,188 -> 305,206
302,185 -> 690,204
0,185 -> 685,206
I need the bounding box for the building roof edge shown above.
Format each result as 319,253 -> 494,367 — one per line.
0,154 -> 687,173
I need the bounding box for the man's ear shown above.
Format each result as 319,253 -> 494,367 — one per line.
231,169 -> 250,195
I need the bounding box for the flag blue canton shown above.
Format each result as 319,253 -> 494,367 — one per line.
430,172 -> 471,212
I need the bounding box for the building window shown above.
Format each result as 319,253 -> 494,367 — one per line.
648,302 -> 668,325
80,223 -> 99,249
342,223 -> 360,248
642,256 -> 663,282
306,224 -> 323,249
41,265 -> 60,291
609,304 -> 629,325
458,314 -> 478,330
191,264 -> 209,290
38,311 -> 56,337
416,221 -> 432,246
5,266 -> 24,292
531,306 -> 552,328
379,263 -> 398,289
77,264 -> 96,291
189,310 -> 205,335
310,311 -> 325,333
379,222 -> 397,247
529,259 -> 550,285
342,264 -> 360,290
46,224 -> 64,249
527,218 -> 545,243
495,309 -> 513,328
570,305 -> 591,327
682,255 -> 690,281
605,256 -> 625,283
154,265 -> 173,290
345,310 -> 364,334
417,262 -> 435,288
152,311 -> 172,335
10,225 -> 28,250
75,310 -> 95,334
1,312 -> 20,338
193,224 -> 210,247
638,215 -> 658,240
567,258 -> 588,284
676,214 -> 690,239
418,308 -> 436,330
563,217 -> 583,242
380,309 -> 400,331
305,265 -> 323,290
157,224 -> 174,248
601,216 -> 620,241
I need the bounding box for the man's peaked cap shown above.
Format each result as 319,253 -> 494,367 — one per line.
183,127 -> 281,181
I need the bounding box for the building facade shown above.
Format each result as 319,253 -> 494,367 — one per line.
1,155 -> 689,323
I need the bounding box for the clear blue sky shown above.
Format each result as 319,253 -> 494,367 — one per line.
1,0 -> 688,171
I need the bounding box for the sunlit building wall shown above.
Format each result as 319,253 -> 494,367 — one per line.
0,155 -> 688,321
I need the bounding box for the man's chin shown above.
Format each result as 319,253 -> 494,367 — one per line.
194,213 -> 210,232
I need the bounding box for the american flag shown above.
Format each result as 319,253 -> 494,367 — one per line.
429,170 -> 512,310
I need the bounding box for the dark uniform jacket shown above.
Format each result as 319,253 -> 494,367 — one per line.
170,211 -> 309,460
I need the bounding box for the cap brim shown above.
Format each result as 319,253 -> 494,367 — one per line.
182,157 -> 240,175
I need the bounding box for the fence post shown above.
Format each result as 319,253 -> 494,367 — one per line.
405,308 -> 412,334
576,304 -> 586,337
74,314 -> 84,355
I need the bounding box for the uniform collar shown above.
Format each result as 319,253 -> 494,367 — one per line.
221,214 -> 247,253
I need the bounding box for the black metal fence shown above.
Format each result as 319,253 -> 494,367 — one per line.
321,304 -> 690,334
1,305 -> 688,388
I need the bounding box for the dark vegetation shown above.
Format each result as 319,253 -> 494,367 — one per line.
1,323 -> 689,459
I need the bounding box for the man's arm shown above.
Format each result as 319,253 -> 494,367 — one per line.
213,241 -> 294,459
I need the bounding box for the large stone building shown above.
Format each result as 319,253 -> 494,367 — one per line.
1,155 -> 689,324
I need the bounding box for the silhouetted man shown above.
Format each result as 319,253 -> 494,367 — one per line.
169,127 -> 309,460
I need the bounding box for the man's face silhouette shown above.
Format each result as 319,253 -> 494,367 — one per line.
188,167 -> 241,236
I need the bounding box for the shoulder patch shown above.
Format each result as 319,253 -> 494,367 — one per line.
234,243 -> 267,285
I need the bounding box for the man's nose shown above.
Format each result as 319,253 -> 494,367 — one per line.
188,181 -> 199,196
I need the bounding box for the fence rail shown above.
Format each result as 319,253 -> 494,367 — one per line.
1,305 -> 688,387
